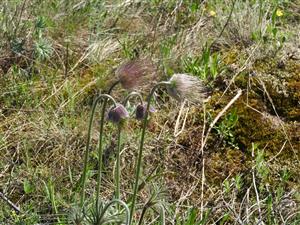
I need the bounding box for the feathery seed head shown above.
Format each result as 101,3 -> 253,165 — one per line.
107,104 -> 129,124
116,58 -> 157,90
167,73 -> 211,103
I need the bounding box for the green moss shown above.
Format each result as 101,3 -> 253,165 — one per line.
251,58 -> 300,120
159,54 -> 300,201
233,97 -> 285,153
206,148 -> 246,183
222,47 -> 240,65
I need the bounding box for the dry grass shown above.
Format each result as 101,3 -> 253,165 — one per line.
1,0 -> 300,224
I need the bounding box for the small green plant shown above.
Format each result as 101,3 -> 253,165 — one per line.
280,167 -> 291,183
234,174 -> 243,191
43,179 -> 61,223
182,44 -> 221,81
159,36 -> 177,76
215,109 -> 239,148
119,37 -> 139,60
268,7 -> 286,50
34,39 -> 53,61
34,16 -> 48,39
266,194 -> 275,225
179,208 -> 211,225
23,179 -> 34,195
33,16 -> 53,61
7,210 -> 39,225
223,179 -> 231,194
135,183 -> 166,225
255,148 -> 269,182
84,199 -> 130,225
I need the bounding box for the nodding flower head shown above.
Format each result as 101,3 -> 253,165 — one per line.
116,58 -> 157,90
167,73 -> 211,104
107,104 -> 129,124
135,103 -> 156,120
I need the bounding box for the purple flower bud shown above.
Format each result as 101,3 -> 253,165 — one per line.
107,104 -> 129,124
116,58 -> 157,90
135,103 -> 156,120
167,73 -> 211,103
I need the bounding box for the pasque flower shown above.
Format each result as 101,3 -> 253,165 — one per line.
107,104 -> 129,124
129,74 -> 210,223
135,103 -> 156,120
116,58 -> 157,90
167,73 -> 211,103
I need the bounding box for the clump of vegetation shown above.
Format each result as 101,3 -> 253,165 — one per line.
1,0 -> 299,224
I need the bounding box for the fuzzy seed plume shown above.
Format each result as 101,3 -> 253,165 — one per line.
116,58 -> 157,90
167,73 -> 211,104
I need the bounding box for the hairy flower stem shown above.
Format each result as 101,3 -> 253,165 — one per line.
129,81 -> 170,224
113,91 -> 143,203
96,81 -> 121,208
123,91 -> 144,106
108,80 -> 121,94
115,124 -> 122,201
137,203 -> 165,225
99,199 -> 130,225
112,92 -> 142,206
80,94 -> 117,208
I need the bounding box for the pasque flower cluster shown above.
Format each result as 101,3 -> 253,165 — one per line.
81,57 -> 212,225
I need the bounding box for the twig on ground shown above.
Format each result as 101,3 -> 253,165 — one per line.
200,89 -> 243,154
200,104 -> 206,220
174,99 -> 189,137
0,191 -> 21,213
198,90 -> 242,220
267,140 -> 287,163
251,145 -> 262,224
257,77 -> 299,162
173,181 -> 199,224
221,196 -> 244,225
